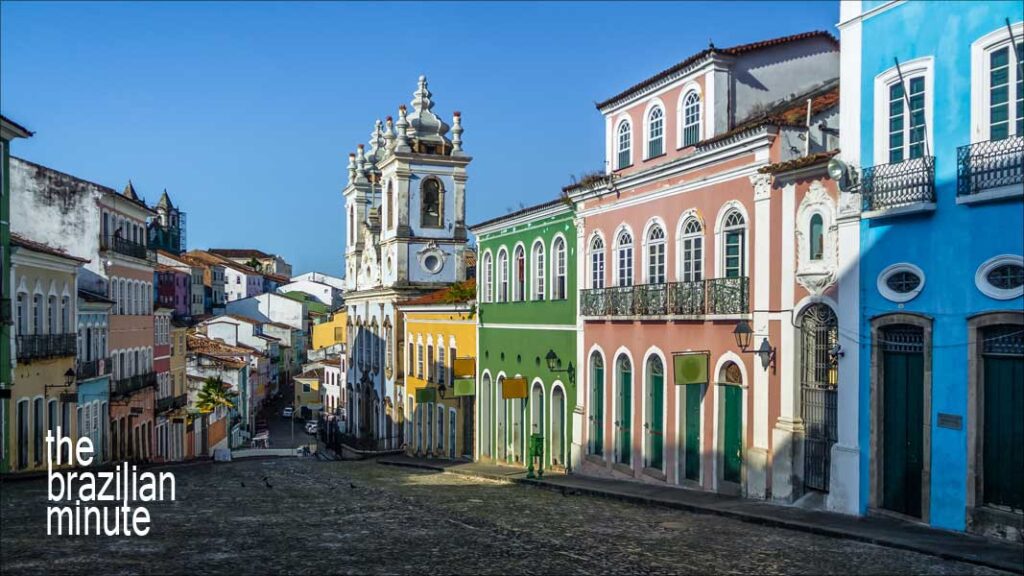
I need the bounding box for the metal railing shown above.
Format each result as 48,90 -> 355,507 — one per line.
581,277 -> 749,318
957,137 -> 1024,197
861,156 -> 935,212
157,393 -> 188,413
76,356 -> 112,381
101,236 -> 155,262
15,333 -> 77,361
111,372 -> 157,397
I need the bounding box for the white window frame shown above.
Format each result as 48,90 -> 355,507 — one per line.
975,254 -> 1024,300
679,86 -> 703,148
614,227 -> 634,287
550,236 -> 567,300
497,248 -> 509,303
873,56 -> 934,166
970,21 -> 1024,143
678,215 -> 704,283
877,262 -> 926,303
715,203 -> 749,279
512,243 -> 526,302
643,220 -> 666,284
644,101 -> 665,160
531,240 -> 546,300
589,233 -> 606,289
481,251 -> 493,303
616,117 -> 632,170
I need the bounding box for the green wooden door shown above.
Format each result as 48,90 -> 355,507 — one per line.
983,355 -> 1024,511
649,367 -> 664,470
723,385 -> 742,484
592,362 -> 604,455
882,349 -> 924,518
684,384 -> 702,482
618,362 -> 632,465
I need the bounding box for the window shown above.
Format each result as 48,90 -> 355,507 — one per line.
513,245 -> 525,302
421,178 -> 443,228
386,181 -> 395,229
32,294 -> 42,334
497,249 -> 509,302
723,211 -> 746,278
617,121 -> 631,169
988,42 -> 1023,140
437,345 -> 446,386
647,106 -> 664,158
875,58 -> 933,166
482,252 -> 493,303
34,398 -> 44,465
16,293 -> 27,335
809,214 -> 824,261
417,343 -> 424,378
590,235 -> 605,289
877,263 -> 925,303
48,295 -> 57,334
887,76 -> 926,163
552,237 -> 567,300
616,230 -> 634,287
646,224 -> 666,284
680,218 -> 703,282
976,255 -> 1024,300
682,91 -> 701,147
17,400 -> 28,469
532,241 -> 545,300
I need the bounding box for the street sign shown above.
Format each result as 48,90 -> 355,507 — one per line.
453,357 -> 476,378
501,377 -> 527,399
674,352 -> 709,385
59,392 -> 78,403
415,387 -> 437,404
453,378 -> 475,397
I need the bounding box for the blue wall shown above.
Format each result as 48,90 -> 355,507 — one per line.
857,1 -> 1024,530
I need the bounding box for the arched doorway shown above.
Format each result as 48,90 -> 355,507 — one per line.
645,355 -> 665,471
397,405 -> 405,448
531,381 -> 545,462
480,373 -> 492,459
589,352 -> 604,456
495,376 -> 507,461
718,360 -> 743,489
511,392 -> 524,464
799,304 -> 839,493
616,355 -> 632,467
551,386 -> 566,468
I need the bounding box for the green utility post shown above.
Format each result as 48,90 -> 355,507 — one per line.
527,433 -> 545,479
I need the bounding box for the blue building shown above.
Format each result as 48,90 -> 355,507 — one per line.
77,288 -> 114,465
836,1 -> 1023,538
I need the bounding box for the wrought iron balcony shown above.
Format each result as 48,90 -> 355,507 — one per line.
957,137 -> 1024,198
76,357 -> 112,381
157,393 -> 188,413
101,236 -> 155,262
581,277 -> 749,318
861,156 -> 935,213
111,371 -> 157,397
15,333 -> 77,361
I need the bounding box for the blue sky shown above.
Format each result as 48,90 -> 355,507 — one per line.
1,1 -> 838,276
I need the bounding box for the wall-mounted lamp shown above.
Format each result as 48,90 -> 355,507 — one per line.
732,320 -> 776,373
545,349 -> 575,384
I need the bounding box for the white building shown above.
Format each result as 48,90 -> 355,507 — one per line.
291,271 -> 345,292
277,279 -> 342,308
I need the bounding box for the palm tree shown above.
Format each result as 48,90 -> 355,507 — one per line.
196,377 -> 235,414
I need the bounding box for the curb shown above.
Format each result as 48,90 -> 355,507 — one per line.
377,460 -> 1022,574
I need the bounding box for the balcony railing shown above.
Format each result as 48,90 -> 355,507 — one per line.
957,137 -> 1024,198
861,156 -> 935,212
76,357 -> 112,381
15,334 -> 77,361
157,393 -> 188,413
111,372 -> 157,397
581,277 -> 749,318
101,236 -> 155,262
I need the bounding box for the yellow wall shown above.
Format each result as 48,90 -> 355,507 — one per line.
293,376 -> 321,411
402,307 -> 475,459
312,311 -> 346,350
10,356 -> 78,472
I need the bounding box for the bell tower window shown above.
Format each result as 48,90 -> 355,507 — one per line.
421,178 -> 444,228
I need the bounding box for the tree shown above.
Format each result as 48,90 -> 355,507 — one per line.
245,258 -> 263,272
195,377 -> 235,414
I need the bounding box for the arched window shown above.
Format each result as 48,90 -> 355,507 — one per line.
723,211 -> 746,278
552,237 -> 567,300
32,293 -> 43,334
647,106 -> 664,158
437,344 -> 446,386
513,245 -> 525,302
616,230 -> 634,287
617,121 -> 631,169
48,295 -> 58,334
497,249 -> 509,302
532,241 -> 546,300
680,218 -> 703,282
589,352 -> 604,455
646,224 -> 666,284
590,235 -> 605,289
809,214 -> 824,261
421,178 -> 443,228
682,91 -> 701,147
482,252 -> 493,303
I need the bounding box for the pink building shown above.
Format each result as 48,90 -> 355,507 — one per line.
568,31 -> 845,505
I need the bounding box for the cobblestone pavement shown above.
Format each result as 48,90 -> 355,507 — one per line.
0,458 -> 1014,575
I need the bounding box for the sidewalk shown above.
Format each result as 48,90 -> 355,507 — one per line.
377,456 -> 1024,574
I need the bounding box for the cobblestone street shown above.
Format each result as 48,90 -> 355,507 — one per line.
0,458 -> 1014,575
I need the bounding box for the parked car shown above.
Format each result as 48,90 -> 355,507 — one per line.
281,406 -> 294,419
305,421 -> 318,435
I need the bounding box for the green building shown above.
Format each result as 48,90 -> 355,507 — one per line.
472,199 -> 578,472
1,115 -> 32,473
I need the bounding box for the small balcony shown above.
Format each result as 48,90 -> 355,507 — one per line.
957,137 -> 1024,204
111,371 -> 157,397
76,357 -> 112,381
581,277 -> 749,319
101,236 -> 155,262
861,156 -> 936,217
15,334 -> 77,361
157,393 -> 188,413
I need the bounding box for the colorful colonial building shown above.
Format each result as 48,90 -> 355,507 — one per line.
76,287 -> 113,465
472,201 -> 578,472
837,1 -> 1023,537
567,31 -> 840,500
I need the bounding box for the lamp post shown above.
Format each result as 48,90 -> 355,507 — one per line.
544,349 -> 575,384
46,368 -> 77,396
732,320 -> 777,373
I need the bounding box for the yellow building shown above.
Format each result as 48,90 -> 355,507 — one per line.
311,310 -> 346,351
399,280 -> 476,460
9,234 -> 88,472
293,367 -> 322,420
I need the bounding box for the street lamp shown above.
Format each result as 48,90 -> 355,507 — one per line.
732,320 -> 776,372
46,368 -> 77,396
545,349 -> 575,384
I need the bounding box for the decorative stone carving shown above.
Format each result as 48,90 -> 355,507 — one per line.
750,173 -> 772,201
795,180 -> 839,295
417,240 -> 447,276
